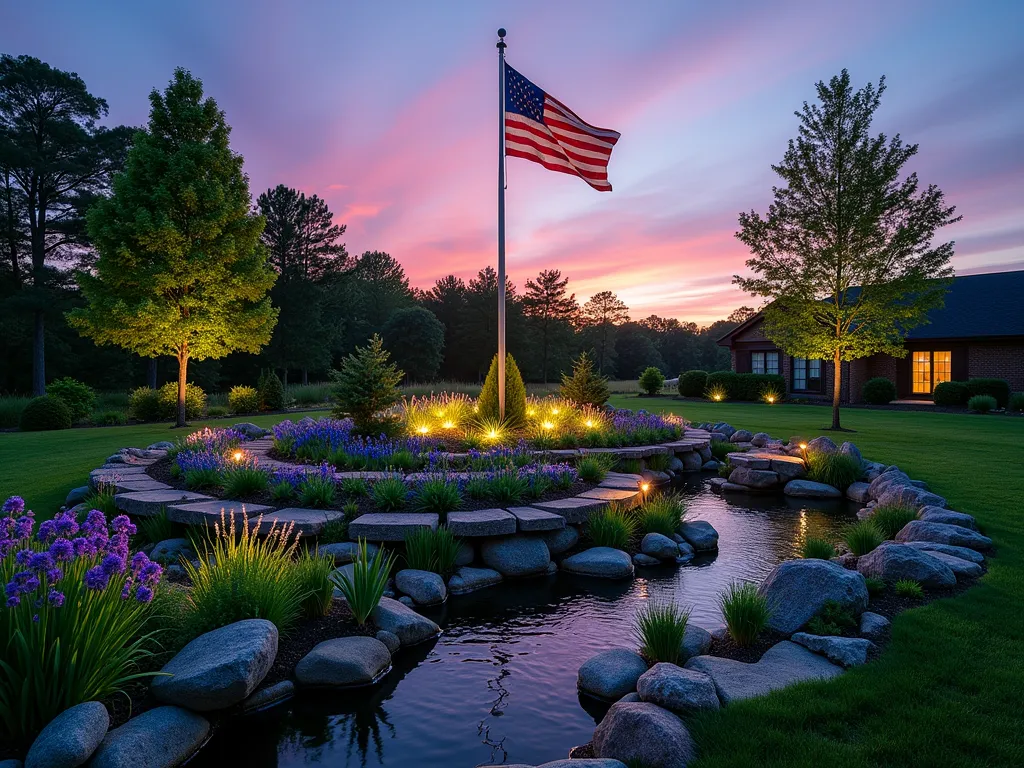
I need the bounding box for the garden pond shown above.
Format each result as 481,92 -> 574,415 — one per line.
191,475 -> 860,768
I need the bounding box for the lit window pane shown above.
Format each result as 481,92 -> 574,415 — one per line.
766,352 -> 780,375
809,359 -> 821,379
912,351 -> 931,394
934,351 -> 951,385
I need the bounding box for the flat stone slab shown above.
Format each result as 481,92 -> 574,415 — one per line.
533,496 -> 608,524
166,500 -> 274,527
578,487 -> 643,505
791,632 -> 874,667
727,453 -> 770,470
561,547 -> 634,579
348,513 -> 438,542
112,478 -> 173,493
784,479 -> 842,498
92,464 -> 150,476
115,489 -> 213,517
507,506 -> 566,531
447,509 -> 516,537
685,641 -> 842,704
259,508 -> 344,536
598,475 -> 644,490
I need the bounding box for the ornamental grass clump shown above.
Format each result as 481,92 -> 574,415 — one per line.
414,475 -> 463,514
372,475 -> 410,511
221,464 -> 270,498
487,470 -> 529,505
710,439 -> 733,461
294,551 -> 335,619
634,601 -> 690,665
806,452 -> 863,491
330,539 -> 394,625
587,505 -> 636,550
1,498 -> 163,744
645,452 -> 671,472
844,520 -> 884,556
636,494 -> 684,536
719,581 -> 772,647
864,575 -> 886,595
298,472 -> 337,509
83,482 -> 120,518
576,454 -> 616,483
870,504 -> 918,539
340,477 -> 369,498
404,526 -> 462,576
137,507 -> 182,545
802,537 -> 836,560
894,578 -> 924,599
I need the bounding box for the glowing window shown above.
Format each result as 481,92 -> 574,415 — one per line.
933,351 -> 951,386
912,351 -> 932,394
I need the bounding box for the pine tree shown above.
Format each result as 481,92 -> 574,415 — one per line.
329,334 -> 404,434
523,269 -> 579,383
477,353 -> 527,427
560,351 -> 609,407
580,290 -> 629,375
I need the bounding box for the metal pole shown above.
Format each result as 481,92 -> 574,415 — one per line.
496,28 -> 507,421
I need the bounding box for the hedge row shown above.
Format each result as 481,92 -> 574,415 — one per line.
705,371 -> 786,401
932,378 -> 1010,407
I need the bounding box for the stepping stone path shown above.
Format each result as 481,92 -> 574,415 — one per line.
507,506 -> 565,531
446,509 -> 516,537
295,636 -> 391,687
531,496 -> 609,524
87,706 -> 210,768
578,648 -> 649,701
165,500 -> 272,526
348,513 -> 438,541
114,489 -> 213,517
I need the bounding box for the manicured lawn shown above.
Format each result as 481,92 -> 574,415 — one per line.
610,396 -> 1024,767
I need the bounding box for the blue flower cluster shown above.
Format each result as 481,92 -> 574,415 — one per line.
273,418 -> 436,470
464,441 -> 535,471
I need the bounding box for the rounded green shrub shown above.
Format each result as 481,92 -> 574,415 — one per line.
967,394 -> 997,414
678,370 -> 708,398
478,353 -> 527,427
966,378 -> 1010,407
47,377 -> 96,422
128,383 -> 206,421
638,366 -> 666,395
228,385 -> 261,414
1009,392 -> 1024,413
206,405 -> 230,418
19,395 -> 73,431
862,377 -> 896,405
128,387 -> 161,422
932,380 -> 969,407
257,369 -> 285,411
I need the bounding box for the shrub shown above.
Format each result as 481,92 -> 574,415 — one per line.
967,394 -> 997,414
318,517 -> 349,544
706,371 -> 786,401
184,465 -> 222,491
894,578 -> 924,599
270,481 -> 297,503
870,504 -> 917,539
802,537 -> 836,560
372,476 -> 409,511
298,475 -> 337,508
185,511 -> 304,637
487,470 -> 529,505
932,380 -> 969,407
95,410 -> 128,426
1008,392 -> 1024,413
294,551 -> 334,619
560,351 -> 610,407
634,601 -> 690,665
128,383 -> 206,422
478,352 -> 528,427
128,386 -> 162,422
577,454 -> 616,483
414,476 -> 462,514
636,494 -> 684,536
228,385 -> 261,414
329,335 -> 404,434
221,466 -> 270,498
18,395 -> 73,431
845,520 -> 884,556
719,581 -> 771,647
288,382 -> 332,406
638,366 -> 666,395
0,396 -> 30,429
137,507 -> 182,545
257,369 -> 286,411
465,476 -> 490,500
862,377 -> 896,405
806,452 -> 862,491
330,539 -> 394,625
805,600 -> 857,636
47,377 -> 96,422
864,576 -> 886,595
206,405 -> 230,418
710,439 -> 733,461
966,377 -> 1010,407
587,505 -> 636,550
678,370 -> 708,398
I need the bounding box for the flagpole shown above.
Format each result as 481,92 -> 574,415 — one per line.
496,27 -> 507,421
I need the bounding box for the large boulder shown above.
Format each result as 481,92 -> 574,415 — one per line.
917,507 -> 978,531
577,649 -> 649,701
637,663 -> 720,713
371,597 -> 440,646
790,633 -> 874,667
784,479 -> 841,498
678,521 -> 719,551
232,422 -> 269,439
561,547 -> 634,579
877,484 -> 946,511
805,436 -> 838,456
920,550 -> 984,579
846,482 -> 871,503
867,468 -> 910,500
758,559 -> 869,634
750,432 -> 771,447
641,532 -> 679,560
592,701 -> 695,768
65,486 -> 91,507
149,538 -> 195,565
448,566 -> 503,595
455,540 -> 475,566
902,541 -> 984,564
394,569 -> 447,606
681,451 -> 704,471
895,520 -> 993,551
543,526 -> 579,555
481,535 -> 551,577
731,429 -> 753,443
856,543 -> 956,589
87,706 -> 209,768
728,467 -> 779,489
839,442 -> 863,466
25,701 -> 108,768
295,636 -> 391,687
680,624 -> 713,661
151,619 -> 277,711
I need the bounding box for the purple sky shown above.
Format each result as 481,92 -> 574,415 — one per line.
4,0 -> 1022,322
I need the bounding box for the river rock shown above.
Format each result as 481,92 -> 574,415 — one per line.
395,569 -> 447,605
868,468 -> 911,500
920,550 -> 984,579
839,442 -> 863,466
728,467 -> 779,489
750,432 -> 771,447
398,595 -> 414,607
758,559 -> 869,634
455,540 -> 475,566
917,507 -> 978,531
577,649 -> 649,701
680,624 -> 713,661
543,525 -> 579,555
537,761 -> 629,768
295,636 -> 391,687
676,540 -> 695,562
375,630 -> 401,655
678,520 -> 718,551
805,436 -> 838,456
846,481 -> 871,503
858,611 -> 890,640
784,479 -> 841,498
877,484 -> 946,511
240,680 -> 295,712
641,532 -> 679,560
637,663 -> 720,713
448,566 -> 503,595
151,619 -> 277,711
561,547 -> 634,579
232,422 -> 269,438
371,597 -> 440,646
732,429 -> 753,443
714,423 -> 736,438
633,553 -> 660,566
857,543 -> 956,589
318,541 -> 379,564
147,441 -> 175,451
592,701 -> 695,768
666,456 -> 684,473
25,701 -> 109,768
790,633 -> 874,667
87,706 -> 209,768
481,535 -> 551,577
681,451 -> 704,471
149,538 -> 195,565
65,486 -> 91,507
902,541 -> 985,563
895,520 -> 993,551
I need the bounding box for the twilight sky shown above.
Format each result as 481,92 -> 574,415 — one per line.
4,0 -> 1023,323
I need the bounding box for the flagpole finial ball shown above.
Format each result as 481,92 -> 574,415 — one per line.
498,28 -> 506,38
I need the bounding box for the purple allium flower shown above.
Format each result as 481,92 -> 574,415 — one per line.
53,512 -> 79,537
2,496 -> 25,515
131,552 -> 148,572
72,536 -> 97,558
140,561 -> 162,585
110,515 -> 136,536
84,566 -> 110,591
121,580 -> 132,600
101,553 -> 126,576
6,596 -> 19,608
49,538 -> 74,562
28,552 -> 54,572
135,585 -> 154,603
82,510 -> 107,536
36,519 -> 56,542
48,589 -> 65,607
14,515 -> 34,540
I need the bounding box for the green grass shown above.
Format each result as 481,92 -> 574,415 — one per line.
634,601 -> 690,665
606,396 -> 1024,767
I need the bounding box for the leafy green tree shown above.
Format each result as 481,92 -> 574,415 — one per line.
580,290 -> 629,376
522,268 -> 579,383
343,250 -> 413,349
477,353 -> 527,427
69,68 -> 277,427
381,306 -> 445,382
638,366 -> 666,395
735,70 -> 959,430
560,351 -> 609,407
329,334 -> 404,434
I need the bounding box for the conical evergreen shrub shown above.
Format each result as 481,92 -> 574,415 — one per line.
560,351 -> 609,407
477,353 -> 527,427
257,369 -> 285,411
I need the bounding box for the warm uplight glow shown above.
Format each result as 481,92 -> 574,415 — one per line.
417,425 -> 430,434
713,394 -> 722,401
585,420 -> 594,428
551,407 -> 560,415
232,450 -> 243,462
766,395 -> 776,403
442,421 -> 454,429
542,421 -> 554,430
487,430 -> 498,439
527,409 -> 536,416
640,482 -> 651,493
799,443 -> 807,450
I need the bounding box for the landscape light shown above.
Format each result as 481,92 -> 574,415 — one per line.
551,407 -> 560,415
714,394 -> 722,401
232,450 -> 243,462
585,420 -> 594,428
799,443 -> 808,450
542,421 -> 554,430
417,425 -> 430,434
442,421 -> 454,430
640,482 -> 651,494
766,395 -> 776,404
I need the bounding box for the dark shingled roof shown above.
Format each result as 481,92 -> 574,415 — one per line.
907,270 -> 1024,339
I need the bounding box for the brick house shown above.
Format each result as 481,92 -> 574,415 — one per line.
717,270 -> 1024,403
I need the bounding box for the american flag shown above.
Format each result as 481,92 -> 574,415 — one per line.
504,63 -> 620,192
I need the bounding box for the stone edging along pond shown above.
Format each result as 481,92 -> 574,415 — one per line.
39,420 -> 992,768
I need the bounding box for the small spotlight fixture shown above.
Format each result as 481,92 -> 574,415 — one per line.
417,425 -> 430,434
640,482 -> 651,494
442,421 -> 454,430
232,450 -> 243,462
542,421 -> 554,430
585,420 -> 594,428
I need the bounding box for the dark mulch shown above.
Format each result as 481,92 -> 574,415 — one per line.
262,601 -> 373,687
708,628 -> 791,664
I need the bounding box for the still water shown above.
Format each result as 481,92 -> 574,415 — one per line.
191,476 -> 857,768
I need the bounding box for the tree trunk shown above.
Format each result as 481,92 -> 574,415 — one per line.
831,348 -> 842,430
302,368 -> 308,386
176,345 -> 189,428
282,369 -> 289,387
32,310 -> 45,395
147,358 -> 158,389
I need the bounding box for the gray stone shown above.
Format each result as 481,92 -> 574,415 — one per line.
533,496 -> 608,524
685,641 -> 842,704
681,451 -> 703,471
545,560 -> 558,575
560,547 -> 634,579
784,479 -> 842,498
455,540 -> 475,566
678,520 -> 719,551
481,535 -> 551,577
537,760 -> 629,768
770,456 -> 808,481
839,441 -> 863,466
680,624 -> 713,661
149,538 -> 194,566
857,543 -> 956,589
87,706 -> 209,768
790,633 -> 874,667
592,701 -> 695,768
858,611 -> 890,640
617,692 -> 642,703
895,520 -> 993,551
867,467 -> 910,499
147,441 -> 175,450
920,550 -> 984,579
729,453 -> 770,469
317,541 -> 379,565
25,701 -> 108,768
732,429 -> 753,442
833,552 -> 859,570
580,487 -> 643,504
805,436 -> 838,456
877,483 -> 947,511
633,553 -> 660,566
114,489 -> 213,517
918,506 -> 978,531
750,432 -> 771,447
641,532 -> 679,560
728,466 -> 780,488
348,513 -> 438,542
676,540 -> 695,559
371,597 -> 440,646
232,422 -> 269,438
577,648 -> 649,700
240,680 -> 295,712
295,636 -> 391,687
399,595 -> 415,607
637,662 -> 719,713
758,559 -> 869,634
65,486 -> 91,507
702,460 -> 722,471
846,481 -> 871,503
667,456 -> 684,472
375,630 -> 401,655
151,619 -> 278,711
395,569 -> 447,605
714,423 -> 736,438
447,509 -> 517,537
903,541 -> 985,563
508,506 -> 566,532
448,566 -> 503,595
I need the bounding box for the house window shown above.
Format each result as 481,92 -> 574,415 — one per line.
793,357 -> 823,392
751,351 -> 779,375
912,350 -> 952,395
